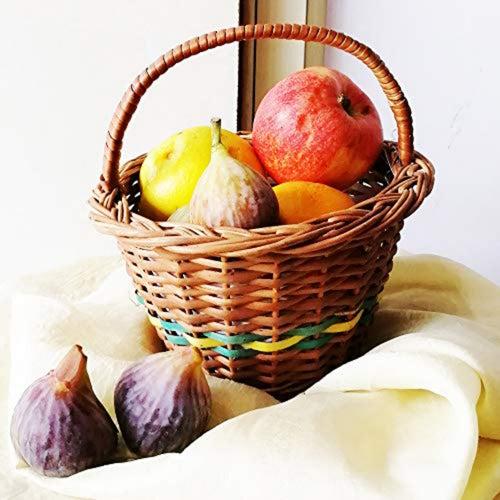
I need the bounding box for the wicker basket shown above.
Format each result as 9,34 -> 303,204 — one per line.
90,24 -> 434,399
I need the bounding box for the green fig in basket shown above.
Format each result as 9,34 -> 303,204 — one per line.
189,118 -> 279,229
114,347 -> 211,457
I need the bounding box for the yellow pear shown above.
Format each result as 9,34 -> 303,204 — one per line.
139,126 -> 264,220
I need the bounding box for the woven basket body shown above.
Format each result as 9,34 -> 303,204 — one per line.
90,24 -> 434,399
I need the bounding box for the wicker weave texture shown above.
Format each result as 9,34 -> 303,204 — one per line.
89,24 -> 434,398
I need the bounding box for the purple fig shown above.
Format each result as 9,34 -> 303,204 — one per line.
114,347 -> 211,457
189,118 -> 279,229
10,345 -> 118,477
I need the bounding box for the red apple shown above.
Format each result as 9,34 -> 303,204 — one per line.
252,67 -> 383,189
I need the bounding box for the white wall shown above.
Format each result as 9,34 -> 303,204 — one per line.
326,0 -> 500,283
0,1 -> 239,280
2,1 -> 498,284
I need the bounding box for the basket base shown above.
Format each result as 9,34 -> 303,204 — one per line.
157,323 -> 369,401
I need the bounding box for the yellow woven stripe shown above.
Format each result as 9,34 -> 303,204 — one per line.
182,334 -> 223,349
148,317 -> 222,348
241,310 -> 363,352
148,308 -> 363,353
242,335 -> 301,352
323,310 -> 363,333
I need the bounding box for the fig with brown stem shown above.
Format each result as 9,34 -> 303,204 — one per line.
190,117 -> 279,229
10,345 -> 118,477
168,204 -> 191,223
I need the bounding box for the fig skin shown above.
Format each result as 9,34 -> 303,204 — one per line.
190,117 -> 279,229
114,347 -> 211,457
168,204 -> 191,223
10,345 -> 118,478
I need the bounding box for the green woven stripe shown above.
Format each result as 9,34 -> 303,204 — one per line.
135,292 -> 377,352
294,334 -> 332,350
364,296 -> 378,310
212,345 -> 257,359
283,315 -> 341,337
162,312 -> 375,358
360,310 -> 375,327
165,334 -> 190,346
159,320 -> 185,334
163,329 -> 331,357
161,318 -> 340,341
163,333 -> 256,359
159,315 -> 353,343
204,331 -> 262,344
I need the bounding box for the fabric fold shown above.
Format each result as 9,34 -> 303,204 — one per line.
1,254 -> 499,500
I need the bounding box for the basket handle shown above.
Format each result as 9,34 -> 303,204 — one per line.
100,23 -> 414,192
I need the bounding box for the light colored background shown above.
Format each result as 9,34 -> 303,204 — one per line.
325,0 -> 500,283
1,1 -> 499,283
0,1 -> 239,280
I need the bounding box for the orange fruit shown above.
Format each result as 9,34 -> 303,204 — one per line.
273,181 -> 354,224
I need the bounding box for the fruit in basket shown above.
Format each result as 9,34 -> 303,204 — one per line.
252,67 -> 383,189
190,118 -> 279,229
10,345 -> 117,477
114,347 -> 211,457
273,181 -> 355,224
168,204 -> 191,223
139,126 -> 265,220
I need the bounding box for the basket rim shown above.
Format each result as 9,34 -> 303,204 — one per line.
89,23 -> 434,258
89,141 -> 434,258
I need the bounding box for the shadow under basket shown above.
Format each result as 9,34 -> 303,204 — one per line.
90,24 -> 434,399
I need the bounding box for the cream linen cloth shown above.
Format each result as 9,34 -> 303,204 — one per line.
1,254 -> 499,499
